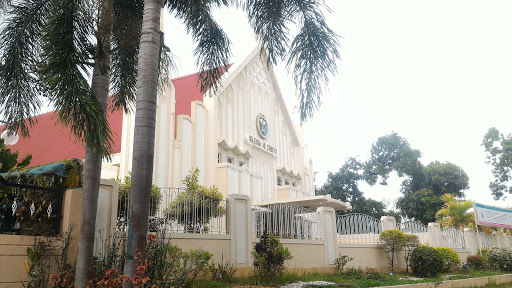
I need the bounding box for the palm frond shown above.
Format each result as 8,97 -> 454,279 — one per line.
158,40 -> 177,96
0,0 -> 51,136
40,0 -> 113,157
110,0 -> 143,113
242,0 -> 290,65
0,0 -> 12,12
167,0 -> 232,94
286,0 -> 340,122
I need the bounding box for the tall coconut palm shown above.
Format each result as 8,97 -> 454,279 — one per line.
125,0 -> 340,278
436,194 -> 474,229
0,0 -> 149,286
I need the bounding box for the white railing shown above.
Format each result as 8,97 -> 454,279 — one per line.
441,227 -> 466,249
476,231 -> 496,250
398,220 -> 429,245
117,188 -> 228,234
336,213 -> 382,244
252,204 -> 320,240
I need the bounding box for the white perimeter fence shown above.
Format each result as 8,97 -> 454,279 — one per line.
335,213 -> 512,252
116,190 -> 512,252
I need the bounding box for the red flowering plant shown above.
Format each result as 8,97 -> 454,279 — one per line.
85,235 -> 160,288
50,265 -> 75,288
85,233 -> 213,287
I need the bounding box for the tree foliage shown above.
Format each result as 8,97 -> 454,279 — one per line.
396,189 -> 444,224
482,127 -> 512,200
364,132 -> 422,186
364,133 -> 470,223
435,194 -> 474,229
317,157 -> 389,218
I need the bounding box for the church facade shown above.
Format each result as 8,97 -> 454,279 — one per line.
115,48 -> 315,205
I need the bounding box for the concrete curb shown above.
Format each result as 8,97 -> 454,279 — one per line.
378,274 -> 512,288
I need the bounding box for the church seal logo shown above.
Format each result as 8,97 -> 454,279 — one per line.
256,113 -> 269,139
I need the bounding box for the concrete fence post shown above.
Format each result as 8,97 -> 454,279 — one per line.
380,216 -> 397,231
227,194 -> 251,267
317,207 -> 338,266
428,223 -> 443,247
464,228 -> 477,255
493,231 -> 502,248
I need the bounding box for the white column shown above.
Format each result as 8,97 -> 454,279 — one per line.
464,228 -> 477,255
317,207 -> 338,266
428,223 -> 443,247
380,216 -> 397,231
227,194 -> 251,266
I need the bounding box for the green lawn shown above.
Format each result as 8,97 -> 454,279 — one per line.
193,269 -> 509,288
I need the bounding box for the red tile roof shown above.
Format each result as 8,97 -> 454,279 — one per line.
1,66 -> 231,166
171,66 -> 231,137
0,109 -> 123,167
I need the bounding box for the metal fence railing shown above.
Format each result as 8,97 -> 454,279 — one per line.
476,231 -> 496,250
252,204 -> 320,240
336,213 -> 382,244
441,227 -> 466,250
0,184 -> 64,236
117,188 -> 228,234
398,220 -> 429,245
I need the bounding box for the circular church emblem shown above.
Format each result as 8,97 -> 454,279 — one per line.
256,113 -> 269,139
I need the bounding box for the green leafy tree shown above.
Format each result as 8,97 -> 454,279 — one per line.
365,133 -> 469,223
317,157 -> 389,218
396,189 -> 444,224
435,194 -> 474,229
165,168 -> 225,233
0,0 -> 162,284
364,132 -> 423,186
125,0 -> 340,278
379,229 -> 407,270
482,127 -> 512,200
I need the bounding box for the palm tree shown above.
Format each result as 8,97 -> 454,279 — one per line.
125,0 -> 340,278
436,194 -> 474,229
0,0 -> 149,286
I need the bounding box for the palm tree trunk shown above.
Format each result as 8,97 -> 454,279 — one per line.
124,0 -> 163,279
74,1 -> 113,286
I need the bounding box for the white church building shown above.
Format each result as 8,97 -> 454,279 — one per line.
5,48 -> 347,210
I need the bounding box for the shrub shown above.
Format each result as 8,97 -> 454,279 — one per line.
466,255 -> 486,270
210,256 -> 237,283
404,234 -> 419,273
486,247 -> 512,272
87,234 -> 213,287
334,254 -> 354,274
117,172 -> 161,217
165,168 -> 225,233
410,245 -> 443,277
379,229 -> 407,270
434,247 -> 461,272
252,231 -> 292,283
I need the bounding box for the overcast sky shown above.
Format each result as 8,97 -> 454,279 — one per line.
163,0 -> 512,208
